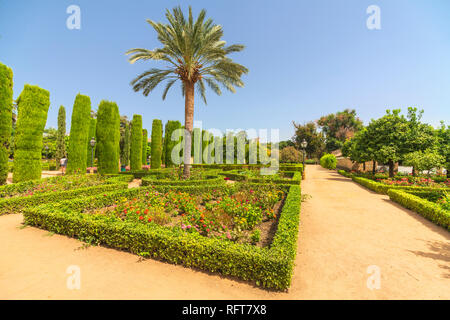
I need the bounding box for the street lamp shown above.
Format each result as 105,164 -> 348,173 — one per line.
90,137 -> 96,171
300,139 -> 307,178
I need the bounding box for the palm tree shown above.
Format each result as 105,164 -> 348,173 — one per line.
126,6 -> 248,178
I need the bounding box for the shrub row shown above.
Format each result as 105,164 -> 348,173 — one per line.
191,163 -> 304,173
23,183 -> 302,290
0,182 -> 128,215
388,189 -> 449,231
351,176 -> 449,195
338,170 -> 353,178
218,170 -> 302,185
141,175 -> 225,187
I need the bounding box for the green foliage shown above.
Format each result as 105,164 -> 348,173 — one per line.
388,189 -> 449,231
130,115 -> 142,171
86,117 -> 97,167
250,229 -> 261,244
403,150 -> 445,176
280,146 -> 302,163
119,116 -> 130,167
13,85 -> 50,182
320,154 -> 337,170
164,120 -> 182,167
192,128 -> 202,164
292,121 -> 325,158
23,183 -> 301,290
151,119 -> 163,169
142,128 -> 148,165
55,106 -> 66,168
0,63 -> 13,184
352,176 -> 449,195
436,122 -> 450,175
96,101 -> 120,174
67,94 -> 91,174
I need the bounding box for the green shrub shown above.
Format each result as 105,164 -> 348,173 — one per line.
250,229 -> 261,244
338,170 -> 352,178
0,63 -> 13,184
130,115 -> 143,171
13,85 -> 50,183
164,120 -> 182,167
388,189 -> 449,231
151,119 -> 163,169
96,100 -> 120,174
67,94 -> 91,174
55,106 -> 66,169
86,117 -> 97,167
142,128 -> 148,165
352,176 -> 450,195
320,154 -> 337,170
23,183 -> 301,290
120,121 -> 130,167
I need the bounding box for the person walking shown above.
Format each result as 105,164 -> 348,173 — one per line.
60,157 -> 67,175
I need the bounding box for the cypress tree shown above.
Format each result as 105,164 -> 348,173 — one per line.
13,85 -> 50,182
164,120 -> 182,167
0,63 -> 13,184
67,94 -> 91,174
130,115 -> 142,171
142,128 -> 148,165
120,121 -> 130,167
192,127 -> 202,164
96,100 -> 120,174
86,117 -> 97,167
55,106 -> 66,169
150,119 -> 162,169
214,136 -> 223,164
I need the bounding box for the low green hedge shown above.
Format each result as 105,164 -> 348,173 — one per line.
0,182 -> 128,215
192,163 -> 303,173
218,170 -> 301,185
338,170 -> 352,178
23,183 -> 302,290
351,176 -> 449,195
388,189 -> 449,231
141,174 -> 225,187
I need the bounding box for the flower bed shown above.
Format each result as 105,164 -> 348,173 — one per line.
388,189 -> 450,231
218,170 -> 301,185
23,182 -> 301,290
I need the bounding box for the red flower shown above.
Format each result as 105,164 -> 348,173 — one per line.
139,216 -> 144,220
148,218 -> 152,222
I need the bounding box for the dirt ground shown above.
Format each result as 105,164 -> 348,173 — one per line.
0,165 -> 448,299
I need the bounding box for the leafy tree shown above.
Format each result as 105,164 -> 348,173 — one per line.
342,128 -> 375,172
292,121 -> 326,158
55,106 -> 66,169
42,128 -> 57,159
126,6 -> 248,178
403,150 -> 445,176
96,100 -> 120,174
317,109 -> 363,152
280,146 -> 302,163
130,115 -> 143,171
13,85 -> 50,182
279,140 -> 294,150
436,122 -> 450,178
0,63 -> 13,184
67,94 -> 91,174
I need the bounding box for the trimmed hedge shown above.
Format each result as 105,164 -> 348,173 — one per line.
151,119 -> 163,169
130,115 -> 143,171
55,106 -> 66,169
0,63 -> 13,184
13,85 -> 50,182
388,189 -> 449,231
23,183 -> 301,290
352,176 -> 450,195
67,94 -> 91,174
320,154 -> 337,170
86,117 -> 97,167
164,120 -> 182,167
338,170 -> 352,178
141,174 -> 225,187
0,182 -> 128,215
142,128 -> 148,165
96,101 -> 120,174
218,170 -> 302,185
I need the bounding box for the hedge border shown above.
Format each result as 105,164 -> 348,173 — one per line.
388,189 -> 449,231
23,183 -> 301,290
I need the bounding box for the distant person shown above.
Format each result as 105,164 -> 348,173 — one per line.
60,157 -> 67,175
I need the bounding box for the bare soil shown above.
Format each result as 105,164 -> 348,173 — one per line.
0,165 -> 448,299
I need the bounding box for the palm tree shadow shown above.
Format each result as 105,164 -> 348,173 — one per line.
408,240 -> 450,279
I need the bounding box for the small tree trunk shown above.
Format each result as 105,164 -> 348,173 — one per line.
363,162 -> 366,171
183,81 -> 195,179
372,160 -> 376,174
412,166 -> 416,177
388,160 -> 394,178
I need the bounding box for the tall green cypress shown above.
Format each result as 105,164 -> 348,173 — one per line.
150,119 -> 162,169
13,85 -> 50,182
120,121 -> 130,167
96,100 -> 120,174
142,128 -> 148,165
67,94 -> 91,174
86,117 -> 97,167
0,63 -> 13,184
164,120 -> 182,167
130,115 -> 142,171
55,106 -> 66,169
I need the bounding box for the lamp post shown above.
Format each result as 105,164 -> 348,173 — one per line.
300,139 -> 307,179
90,137 -> 96,172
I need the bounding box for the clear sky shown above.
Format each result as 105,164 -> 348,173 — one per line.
0,0 -> 449,140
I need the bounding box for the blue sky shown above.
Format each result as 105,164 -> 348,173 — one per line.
0,0 -> 449,140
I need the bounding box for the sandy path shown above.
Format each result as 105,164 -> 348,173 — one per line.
0,165 -> 448,299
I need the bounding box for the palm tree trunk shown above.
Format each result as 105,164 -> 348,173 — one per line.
183,81 -> 195,179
